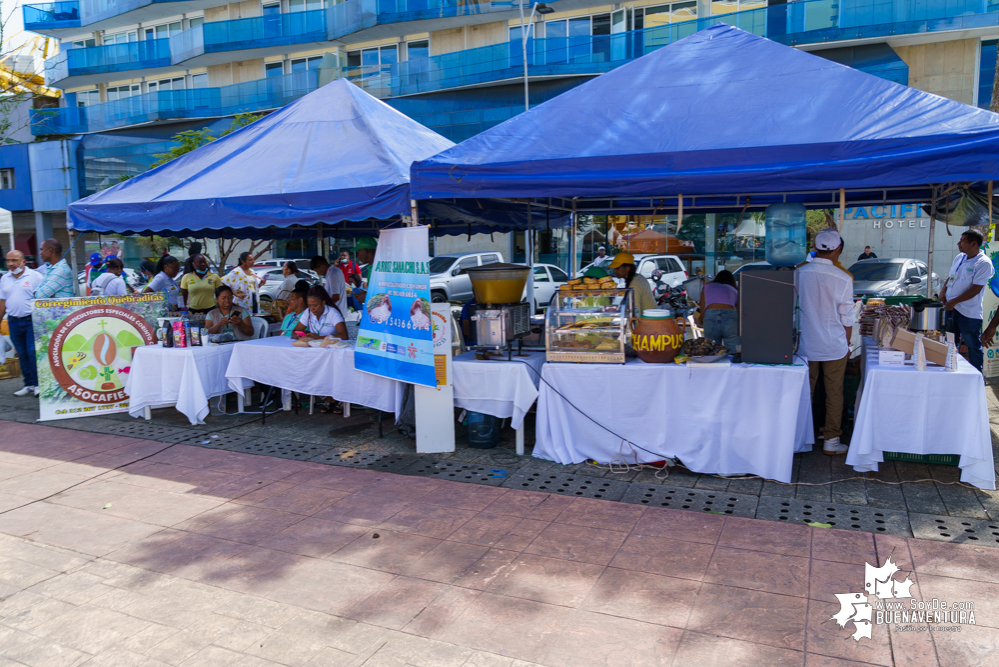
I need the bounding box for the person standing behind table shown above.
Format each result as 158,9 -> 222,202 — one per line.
310,255 -> 346,312
698,270 -> 740,352
349,237 -> 378,312
223,252 -> 266,314
857,246 -> 878,261
607,252 -> 657,316
84,252 -> 103,295
179,255 -> 222,322
796,229 -> 855,456
34,238 -> 75,299
143,255 -> 181,310
132,259 -> 156,294
940,229 -> 994,372
272,261 -> 300,319
0,250 -> 43,396
182,242 -> 202,276
338,251 -> 361,283
90,257 -> 127,296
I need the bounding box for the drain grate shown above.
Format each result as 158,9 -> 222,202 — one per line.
620,485 -> 758,518
178,432 -> 252,449
501,471 -> 629,501
399,460 -> 508,486
226,438 -> 332,460
756,497 -> 911,536
909,513 -> 999,546
308,449 -> 419,472
106,422 -> 204,443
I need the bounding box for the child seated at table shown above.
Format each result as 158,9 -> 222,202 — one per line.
280,285 -> 308,337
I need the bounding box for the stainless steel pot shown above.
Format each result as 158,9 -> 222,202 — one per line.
909,299 -> 945,332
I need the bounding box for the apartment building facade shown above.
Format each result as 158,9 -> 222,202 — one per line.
20,0 -> 999,269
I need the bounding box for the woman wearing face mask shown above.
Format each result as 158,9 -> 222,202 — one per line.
180,254 -> 222,322
131,259 -> 156,294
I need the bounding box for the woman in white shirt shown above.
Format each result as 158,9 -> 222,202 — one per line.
295,285 -> 348,340
295,285 -> 348,414
143,255 -> 181,309
91,257 -> 128,296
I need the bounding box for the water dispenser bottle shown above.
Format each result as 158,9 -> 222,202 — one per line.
764,203 -> 807,267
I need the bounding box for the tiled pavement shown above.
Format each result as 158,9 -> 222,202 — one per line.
0,420 -> 996,666
3,376 -> 999,546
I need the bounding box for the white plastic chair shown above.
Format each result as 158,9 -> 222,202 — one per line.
250,317 -> 269,339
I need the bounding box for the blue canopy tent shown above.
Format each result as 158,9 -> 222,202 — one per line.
67,79 -> 566,239
410,24 -> 999,215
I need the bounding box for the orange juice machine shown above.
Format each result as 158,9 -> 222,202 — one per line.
465,264 -> 532,357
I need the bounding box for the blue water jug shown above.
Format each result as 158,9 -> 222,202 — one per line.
466,412 -> 500,448
764,203 -> 807,267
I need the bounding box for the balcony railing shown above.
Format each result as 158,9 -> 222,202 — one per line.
45,38 -> 171,85
32,69 -> 319,135
32,0 -> 999,134
22,1 -> 81,30
171,10 -> 329,63
327,0 -> 521,40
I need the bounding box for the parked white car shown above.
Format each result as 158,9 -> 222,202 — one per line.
577,253 -> 687,287
529,263 -> 570,312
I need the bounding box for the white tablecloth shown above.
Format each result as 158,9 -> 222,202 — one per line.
534,358 -> 814,482
225,337 -> 404,419
847,345 -> 995,489
452,351 -> 545,429
125,344 -> 236,425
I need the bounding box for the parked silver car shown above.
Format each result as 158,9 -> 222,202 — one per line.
848,258 -> 941,298
255,265 -> 322,312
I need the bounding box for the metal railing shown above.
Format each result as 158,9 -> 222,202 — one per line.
32,69 -> 319,134
45,38 -> 171,85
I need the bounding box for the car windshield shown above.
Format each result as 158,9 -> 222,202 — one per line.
849,263 -> 902,281
429,257 -> 456,274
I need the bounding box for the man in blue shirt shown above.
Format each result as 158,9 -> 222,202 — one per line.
35,239 -> 75,299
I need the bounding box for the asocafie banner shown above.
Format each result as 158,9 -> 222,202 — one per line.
354,226 -> 435,386
32,293 -> 168,421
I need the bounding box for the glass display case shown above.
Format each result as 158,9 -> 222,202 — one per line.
545,288 -> 634,363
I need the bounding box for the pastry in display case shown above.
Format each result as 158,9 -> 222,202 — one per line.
545,285 -> 634,363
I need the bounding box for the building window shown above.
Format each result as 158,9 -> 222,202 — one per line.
145,22 -> 182,40
191,73 -> 208,88
711,0 -> 764,15
290,56 -> 322,72
76,89 -> 100,106
263,3 -> 281,16
265,62 -> 284,77
147,77 -> 185,92
408,39 -> 429,60
0,169 -> 15,190
639,2 -> 697,29
346,45 -> 398,74
189,17 -> 204,29
71,38 -> 96,49
289,0 -> 325,11
106,84 -> 140,101
104,30 -> 137,44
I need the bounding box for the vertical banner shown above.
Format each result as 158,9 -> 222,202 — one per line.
416,303 -> 455,453
984,245 -> 999,382
32,293 -> 168,420
355,226 -> 435,386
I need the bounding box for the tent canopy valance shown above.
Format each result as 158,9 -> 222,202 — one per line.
68,79 -> 569,238
410,25 -> 999,213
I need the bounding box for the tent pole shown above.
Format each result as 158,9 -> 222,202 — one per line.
676,195 -> 683,235
526,201 -> 535,309
928,185 -> 937,299
571,201 -> 578,277
410,199 -> 419,227
68,229 -> 80,297
838,188 -> 845,231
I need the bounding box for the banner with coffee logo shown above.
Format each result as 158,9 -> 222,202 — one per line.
32,293 -> 168,421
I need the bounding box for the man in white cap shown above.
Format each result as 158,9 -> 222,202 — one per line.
796,228 -> 855,455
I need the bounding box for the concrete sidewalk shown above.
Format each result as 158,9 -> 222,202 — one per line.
0,421 -> 995,667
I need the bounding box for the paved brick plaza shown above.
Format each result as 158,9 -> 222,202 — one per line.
0,420 -> 995,666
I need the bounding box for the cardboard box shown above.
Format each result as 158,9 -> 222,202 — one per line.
890,329 -> 949,367
0,357 -> 21,380
878,350 -> 905,366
